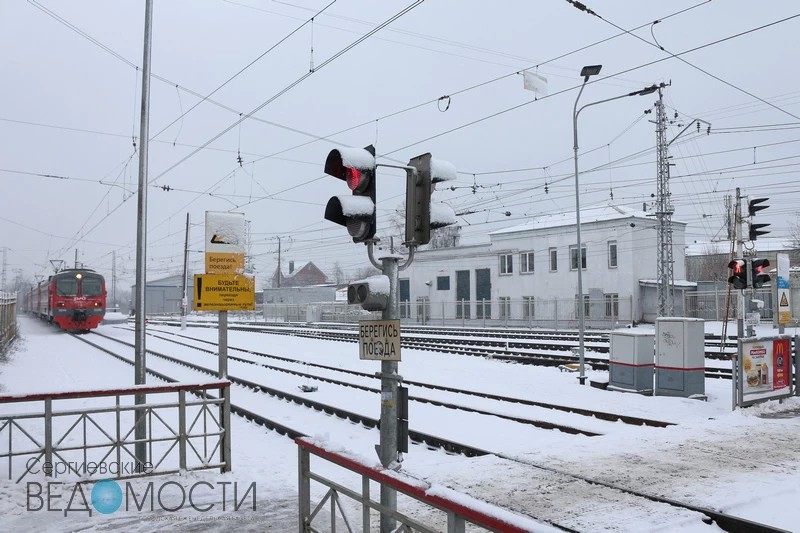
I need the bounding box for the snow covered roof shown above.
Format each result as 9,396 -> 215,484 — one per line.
639,279 -> 697,288
685,238 -> 795,256
489,203 -> 678,236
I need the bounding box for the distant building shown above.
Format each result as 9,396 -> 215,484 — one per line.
130,274 -> 193,315
400,203 -> 691,324
271,261 -> 328,288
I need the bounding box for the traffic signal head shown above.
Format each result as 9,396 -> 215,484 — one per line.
324,145 -> 377,243
727,259 -> 747,290
405,153 -> 457,246
347,275 -> 389,311
749,222 -> 770,241
751,258 -> 771,289
747,197 -> 770,241
748,197 -> 769,216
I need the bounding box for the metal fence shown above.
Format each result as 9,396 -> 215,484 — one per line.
0,291 -> 16,352
0,381 -> 231,482
684,287 -> 800,325
297,437 -> 530,533
266,296 -> 635,329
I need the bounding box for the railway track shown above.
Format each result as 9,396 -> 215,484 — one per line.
70,326 -> 787,532
143,319 -> 736,379
135,326 -> 676,429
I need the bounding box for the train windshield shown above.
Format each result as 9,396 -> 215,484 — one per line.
82,277 -> 103,297
56,279 -> 78,296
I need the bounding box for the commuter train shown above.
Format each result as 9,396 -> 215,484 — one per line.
22,268 -> 106,332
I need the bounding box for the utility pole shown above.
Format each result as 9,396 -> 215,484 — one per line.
74,249 -> 79,269
653,85 -> 711,317
112,250 -> 117,311
133,0 -> 154,470
276,236 -> 282,288
654,86 -> 674,317
734,188 -> 745,409
181,213 -> 190,330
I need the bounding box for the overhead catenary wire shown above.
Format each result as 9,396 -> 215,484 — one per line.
12,3 -> 800,278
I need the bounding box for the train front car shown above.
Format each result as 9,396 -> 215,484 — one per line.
48,269 -> 106,332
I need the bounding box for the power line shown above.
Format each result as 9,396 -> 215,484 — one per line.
148,1 -> 426,185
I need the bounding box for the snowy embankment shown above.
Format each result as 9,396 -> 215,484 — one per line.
0,317 -> 798,531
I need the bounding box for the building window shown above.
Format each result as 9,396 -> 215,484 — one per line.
575,295 -> 589,317
436,276 -> 450,290
523,296 -> 535,319
549,248 -> 558,272
608,241 -> 618,268
499,254 -> 513,275
499,297 -> 511,319
520,252 -> 534,274
605,293 -> 619,318
570,245 -> 587,270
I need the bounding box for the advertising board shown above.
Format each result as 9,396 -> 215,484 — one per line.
738,335 -> 794,407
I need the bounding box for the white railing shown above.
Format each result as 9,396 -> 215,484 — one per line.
0,381 -> 231,482
297,437 -> 535,533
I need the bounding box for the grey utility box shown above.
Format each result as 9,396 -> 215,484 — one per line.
608,331 -> 654,393
654,318 -> 705,397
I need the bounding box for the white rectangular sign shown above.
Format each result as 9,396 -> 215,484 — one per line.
205,211 -> 245,255
205,211 -> 246,274
358,319 -> 401,361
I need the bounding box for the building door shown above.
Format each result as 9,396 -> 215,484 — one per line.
455,270 -> 470,319
476,268 -> 491,319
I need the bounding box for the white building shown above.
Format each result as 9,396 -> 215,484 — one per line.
399,204 -> 691,326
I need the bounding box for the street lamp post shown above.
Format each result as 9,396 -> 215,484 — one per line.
572,64 -> 660,384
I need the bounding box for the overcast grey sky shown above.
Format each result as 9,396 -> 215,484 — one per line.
2,0 -> 799,291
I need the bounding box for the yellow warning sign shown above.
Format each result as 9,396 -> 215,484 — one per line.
205,252 -> 245,275
780,293 -> 789,307
193,273 -> 255,311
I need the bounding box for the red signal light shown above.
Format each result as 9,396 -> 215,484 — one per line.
727,259 -> 747,289
345,167 -> 363,191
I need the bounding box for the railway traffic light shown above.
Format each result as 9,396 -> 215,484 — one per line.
347,275 -> 389,311
324,145 -> 377,243
727,259 -> 747,289
751,258 -> 771,289
405,153 -> 457,246
748,197 -> 770,241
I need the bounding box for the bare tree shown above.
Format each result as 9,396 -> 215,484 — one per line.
331,262 -> 345,285
351,265 -> 382,281
382,201 -> 460,251
790,218 -> 800,263
428,225 -> 461,249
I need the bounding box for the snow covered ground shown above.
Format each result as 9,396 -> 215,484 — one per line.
0,316 -> 799,532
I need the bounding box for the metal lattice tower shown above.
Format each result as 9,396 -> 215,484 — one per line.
655,87 -> 674,316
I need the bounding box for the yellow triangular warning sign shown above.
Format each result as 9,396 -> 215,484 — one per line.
780,293 -> 789,307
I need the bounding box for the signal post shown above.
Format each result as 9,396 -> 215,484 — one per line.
728,189 -> 774,409
323,146 -> 456,532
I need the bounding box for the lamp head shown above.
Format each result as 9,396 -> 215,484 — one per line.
580,65 -> 602,79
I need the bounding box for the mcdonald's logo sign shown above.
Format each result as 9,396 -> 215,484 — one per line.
774,339 -> 787,357
773,339 -> 790,389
